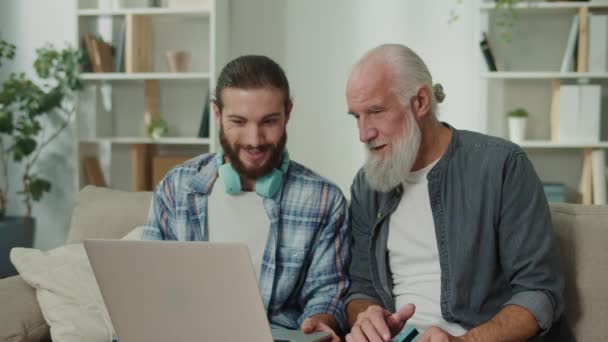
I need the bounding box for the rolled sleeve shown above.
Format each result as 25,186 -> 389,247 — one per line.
344,292 -> 382,306
499,150 -> 565,333
504,290 -> 555,332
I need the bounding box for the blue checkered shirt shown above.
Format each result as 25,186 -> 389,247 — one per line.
142,153 -> 350,330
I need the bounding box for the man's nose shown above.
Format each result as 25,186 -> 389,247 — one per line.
358,119 -> 379,143
244,126 -> 264,147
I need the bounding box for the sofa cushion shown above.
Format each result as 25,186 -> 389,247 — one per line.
550,203 -> 608,341
66,186 -> 152,244
10,227 -> 144,342
0,275 -> 49,342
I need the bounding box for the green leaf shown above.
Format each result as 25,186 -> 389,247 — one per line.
11,136 -> 37,161
0,40 -> 16,68
15,115 -> 41,136
0,110 -> 13,134
28,178 -> 51,201
34,88 -> 63,116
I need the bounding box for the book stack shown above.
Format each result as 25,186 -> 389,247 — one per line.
82,35 -> 114,73
556,84 -> 601,143
561,11 -> 608,73
579,149 -> 607,205
589,13 -> 608,72
543,183 -> 567,203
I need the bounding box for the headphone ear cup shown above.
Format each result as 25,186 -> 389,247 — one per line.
255,169 -> 283,198
218,163 -> 242,195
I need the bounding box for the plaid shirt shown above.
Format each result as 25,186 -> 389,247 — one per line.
142,153 -> 350,330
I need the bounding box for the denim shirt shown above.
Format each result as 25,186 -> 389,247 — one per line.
345,125 -> 570,339
142,153 -> 350,330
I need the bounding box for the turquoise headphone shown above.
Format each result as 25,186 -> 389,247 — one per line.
216,147 -> 290,198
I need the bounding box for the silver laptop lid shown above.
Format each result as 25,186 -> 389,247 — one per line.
85,239 -> 274,342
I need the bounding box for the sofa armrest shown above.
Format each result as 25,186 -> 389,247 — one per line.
0,275 -> 49,342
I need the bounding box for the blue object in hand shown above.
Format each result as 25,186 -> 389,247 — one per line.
392,326 -> 419,342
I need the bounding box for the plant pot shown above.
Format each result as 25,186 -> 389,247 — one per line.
0,217 -> 35,278
508,117 -> 527,143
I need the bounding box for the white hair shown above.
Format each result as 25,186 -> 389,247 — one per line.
360,44 -> 446,115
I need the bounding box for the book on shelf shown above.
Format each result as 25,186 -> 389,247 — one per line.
561,15 -> 579,73
125,14 -> 152,73
82,156 -> 107,187
82,35 -> 114,73
589,13 -> 608,72
197,90 -> 210,138
580,149 -> 594,205
480,32 -> 498,72
114,19 -> 126,73
577,7 -> 589,73
550,80 -> 561,142
558,84 -> 601,143
591,149 -> 607,205
543,183 -> 567,203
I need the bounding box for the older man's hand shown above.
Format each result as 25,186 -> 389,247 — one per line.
346,304 -> 415,342
417,326 -> 468,342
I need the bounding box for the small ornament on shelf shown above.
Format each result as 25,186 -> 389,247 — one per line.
507,108 -> 529,143
144,113 -> 169,140
165,50 -> 191,72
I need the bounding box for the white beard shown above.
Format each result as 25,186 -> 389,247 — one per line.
363,111 -> 422,192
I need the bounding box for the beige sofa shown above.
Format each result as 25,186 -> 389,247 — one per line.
0,186 -> 606,341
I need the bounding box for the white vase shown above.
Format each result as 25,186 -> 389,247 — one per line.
508,117 -> 527,142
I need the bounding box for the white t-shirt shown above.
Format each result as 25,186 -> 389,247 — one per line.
207,182 -> 270,282
388,159 -> 467,336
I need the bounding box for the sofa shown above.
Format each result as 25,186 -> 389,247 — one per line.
0,186 -> 606,341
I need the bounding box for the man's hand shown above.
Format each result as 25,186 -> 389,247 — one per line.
418,326 -> 466,342
346,303 -> 416,342
301,315 -> 340,342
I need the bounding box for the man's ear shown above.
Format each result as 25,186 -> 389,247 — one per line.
409,86 -> 432,119
213,101 -> 221,122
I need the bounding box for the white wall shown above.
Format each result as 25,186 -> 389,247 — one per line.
228,0 -> 479,194
0,0 -> 77,250
0,0 -> 481,248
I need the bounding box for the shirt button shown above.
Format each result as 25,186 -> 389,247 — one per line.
377,212 -> 382,219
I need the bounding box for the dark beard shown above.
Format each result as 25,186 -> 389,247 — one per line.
219,125 -> 287,179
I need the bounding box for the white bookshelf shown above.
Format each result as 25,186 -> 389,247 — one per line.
77,7 -> 211,17
519,141 -> 608,149
477,0 -> 608,203
81,137 -> 212,145
480,2 -> 608,11
481,72 -> 608,80
75,0 -> 229,191
81,72 -> 210,80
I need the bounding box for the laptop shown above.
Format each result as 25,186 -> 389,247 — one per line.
84,239 -> 331,342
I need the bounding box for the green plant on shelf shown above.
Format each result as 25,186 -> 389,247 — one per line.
507,107 -> 529,118
145,118 -> 169,140
495,0 -> 522,43
450,0 -> 522,42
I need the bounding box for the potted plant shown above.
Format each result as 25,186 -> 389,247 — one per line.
145,117 -> 169,140
0,39 -> 83,277
507,107 -> 529,142
449,0 -> 522,42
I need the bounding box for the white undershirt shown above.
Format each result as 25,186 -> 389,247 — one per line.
207,182 -> 270,282
388,159 -> 467,336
